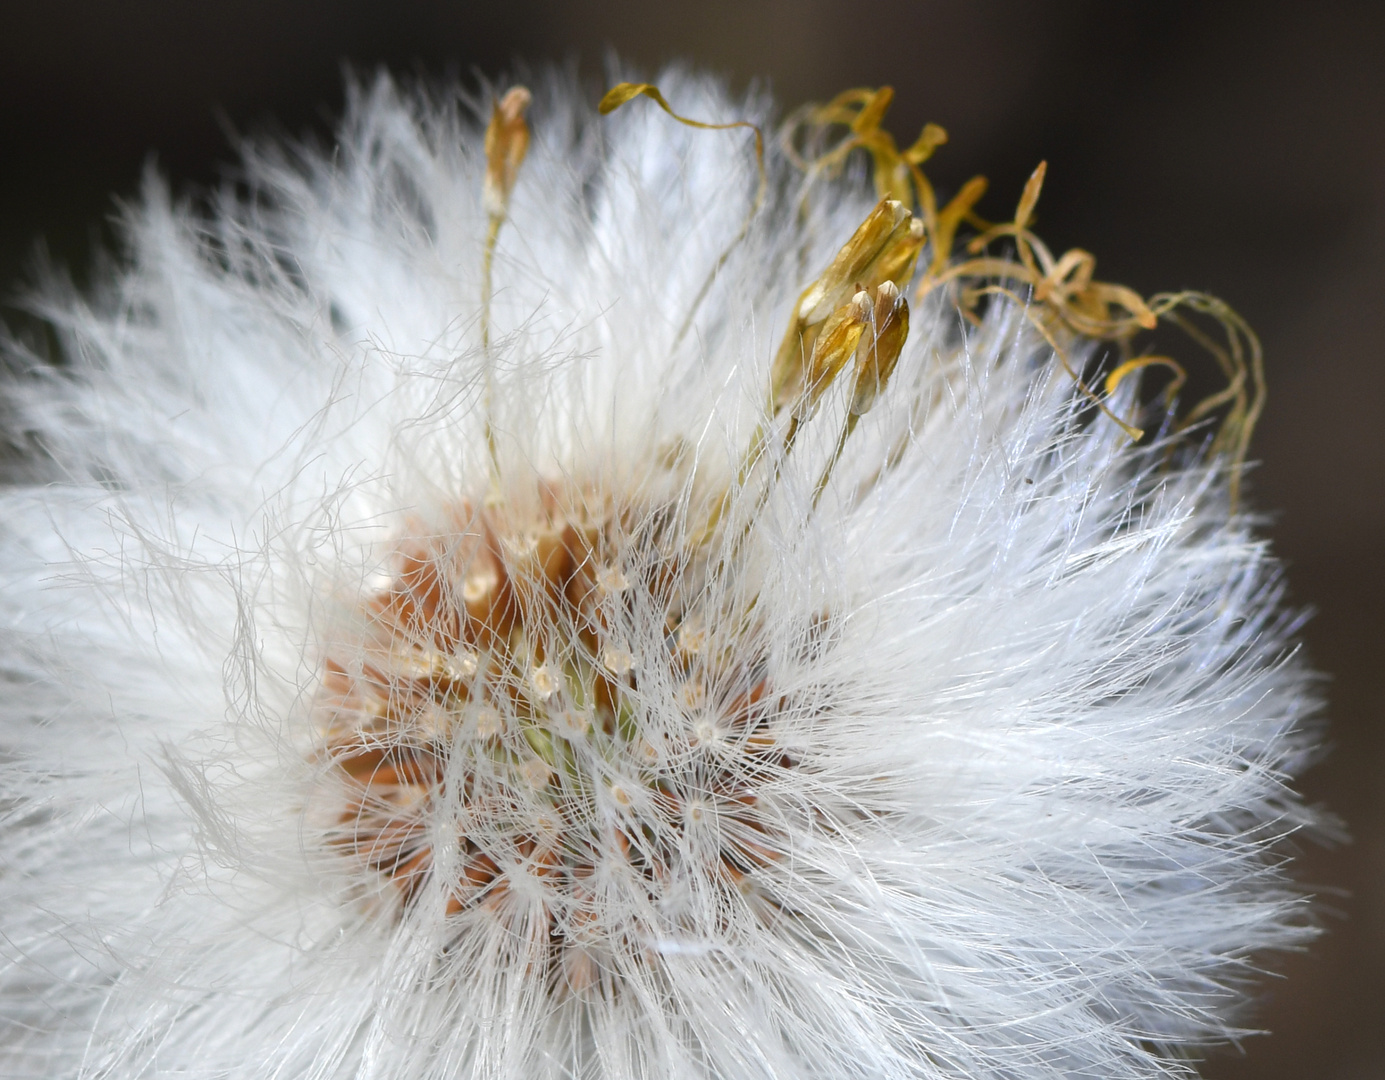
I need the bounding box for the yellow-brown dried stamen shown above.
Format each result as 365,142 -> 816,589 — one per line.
782,86 -> 951,235
481,85 -> 532,484
484,87 -> 532,223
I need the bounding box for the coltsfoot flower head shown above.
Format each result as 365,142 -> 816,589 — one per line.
0,68 -> 1321,1080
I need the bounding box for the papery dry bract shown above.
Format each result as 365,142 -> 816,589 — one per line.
0,68 -> 1320,1080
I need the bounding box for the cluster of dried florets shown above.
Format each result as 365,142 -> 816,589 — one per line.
786,86 -> 1266,499
318,476 -> 810,995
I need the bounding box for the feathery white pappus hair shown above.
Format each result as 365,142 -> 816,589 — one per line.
0,68 -> 1320,1080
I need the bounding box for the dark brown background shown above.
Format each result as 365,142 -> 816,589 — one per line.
2,2 -> 1380,1076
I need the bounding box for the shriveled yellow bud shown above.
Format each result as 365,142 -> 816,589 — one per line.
484,87 -> 532,219
849,282 -> 910,418
925,174 -> 989,278
850,86 -> 895,137
481,86 -> 533,471
793,290 -> 871,421
798,199 -> 909,325
771,199 -> 922,416
867,217 -> 925,295
1013,159 -> 1046,233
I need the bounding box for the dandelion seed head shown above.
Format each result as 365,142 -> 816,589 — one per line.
0,66 -> 1324,1080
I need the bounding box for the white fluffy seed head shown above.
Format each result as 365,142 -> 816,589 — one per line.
0,67 -> 1321,1080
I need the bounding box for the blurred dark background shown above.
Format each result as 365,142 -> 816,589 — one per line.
2,1 -> 1381,1075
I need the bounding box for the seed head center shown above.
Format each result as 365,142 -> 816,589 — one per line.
314,479 -> 797,991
